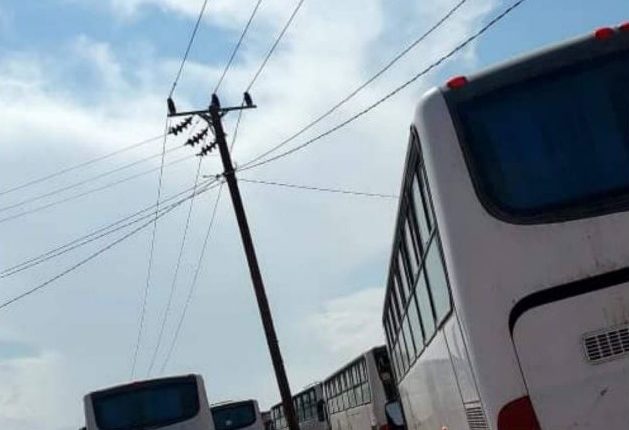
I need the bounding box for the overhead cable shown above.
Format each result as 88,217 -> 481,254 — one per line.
0,135 -> 164,198
0,153 -> 195,225
146,157 -> 204,376
214,0 -> 264,93
0,181 -> 219,312
131,121 -> 171,378
238,0 -> 529,172
239,178 -> 398,199
169,0 -> 212,97
0,145 -> 185,215
246,0 -> 307,91
240,0 -> 469,168
158,183 -> 223,374
0,178 -> 218,279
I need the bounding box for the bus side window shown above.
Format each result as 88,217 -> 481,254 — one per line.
425,239 -> 451,324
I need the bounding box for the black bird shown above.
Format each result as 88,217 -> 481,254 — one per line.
244,92 -> 253,108
167,98 -> 177,116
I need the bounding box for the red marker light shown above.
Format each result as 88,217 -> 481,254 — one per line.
594,27 -> 615,40
619,22 -> 629,32
447,76 -> 468,89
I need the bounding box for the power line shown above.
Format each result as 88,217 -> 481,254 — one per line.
240,0 -> 469,168
159,182 -> 223,375
169,0 -> 212,98
0,181 -> 219,312
246,0 -> 307,91
147,157 -> 204,376
0,152 -> 195,225
239,178 -> 398,199
131,122 -> 171,378
214,0 -> 264,93
0,178 -> 217,279
239,0 -> 528,172
0,145 -> 185,215
0,135 -> 164,198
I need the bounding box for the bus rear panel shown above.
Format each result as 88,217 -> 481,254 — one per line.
84,374 -> 213,430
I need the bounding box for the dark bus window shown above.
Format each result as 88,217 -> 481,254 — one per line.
411,175 -> 430,242
406,293 -> 425,354
425,241 -> 451,324
93,379 -> 199,430
404,218 -> 420,276
397,251 -> 411,301
212,402 -> 257,430
454,50 -> 629,221
416,272 -> 436,340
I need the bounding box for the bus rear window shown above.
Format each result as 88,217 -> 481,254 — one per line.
212,402 -> 257,430
92,379 -> 199,430
453,49 -> 629,222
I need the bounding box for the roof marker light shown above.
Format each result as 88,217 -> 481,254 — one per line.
447,76 -> 468,89
594,27 -> 615,40
619,22 -> 629,32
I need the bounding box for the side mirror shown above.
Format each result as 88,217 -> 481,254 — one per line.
316,399 -> 327,422
385,401 -> 405,429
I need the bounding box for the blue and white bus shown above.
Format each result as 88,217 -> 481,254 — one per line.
83,374 -> 213,430
383,23 -> 629,429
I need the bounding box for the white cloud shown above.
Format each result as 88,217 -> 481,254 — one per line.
306,288 -> 385,363
0,351 -> 78,430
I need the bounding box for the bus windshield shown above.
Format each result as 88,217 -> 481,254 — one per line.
92,378 -> 199,430
454,49 -> 629,221
212,402 -> 257,430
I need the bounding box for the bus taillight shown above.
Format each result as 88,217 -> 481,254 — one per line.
497,396 -> 540,430
446,76 -> 468,89
594,27 -> 615,40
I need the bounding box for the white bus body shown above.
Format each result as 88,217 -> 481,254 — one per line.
84,374 -> 213,430
382,25 -> 629,429
211,400 -> 264,430
271,384 -> 328,430
323,346 -> 397,430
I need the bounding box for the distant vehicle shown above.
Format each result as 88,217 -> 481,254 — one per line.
261,410 -> 274,430
323,346 -> 397,430
271,383 -> 328,430
211,400 -> 264,430
83,374 -> 213,430
382,24 -> 629,429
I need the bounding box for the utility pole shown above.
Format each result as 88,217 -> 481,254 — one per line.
168,94 -> 300,430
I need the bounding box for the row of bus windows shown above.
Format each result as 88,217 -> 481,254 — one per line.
383,148 -> 452,381
324,358 -> 371,414
271,388 -> 318,430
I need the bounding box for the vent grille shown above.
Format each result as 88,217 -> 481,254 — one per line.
465,405 -> 489,430
584,325 -> 629,364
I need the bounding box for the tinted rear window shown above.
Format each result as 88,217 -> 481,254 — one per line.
92,379 -> 199,430
212,402 -> 257,430
453,49 -> 629,222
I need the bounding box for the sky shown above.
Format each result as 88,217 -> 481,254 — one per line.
0,0 -> 627,429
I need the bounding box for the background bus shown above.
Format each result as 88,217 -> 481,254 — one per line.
83,374 -> 213,430
211,400 -> 264,430
271,383 -> 327,430
382,24 -> 629,429
323,346 -> 397,430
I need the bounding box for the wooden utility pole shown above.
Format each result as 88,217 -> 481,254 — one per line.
168,94 -> 300,430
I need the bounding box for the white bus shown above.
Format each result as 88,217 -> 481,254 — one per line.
271,383 -> 328,430
83,374 -> 214,430
382,24 -> 629,429
323,346 -> 397,430
211,400 -> 264,430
